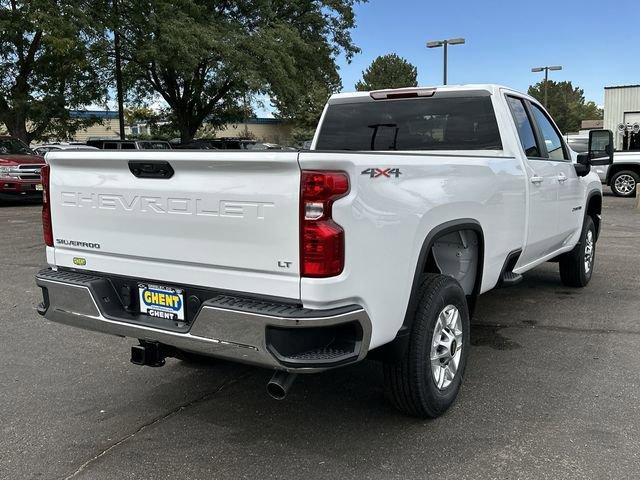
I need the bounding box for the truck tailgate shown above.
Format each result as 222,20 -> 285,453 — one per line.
46,151 -> 301,299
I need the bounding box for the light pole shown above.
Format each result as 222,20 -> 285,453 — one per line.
531,65 -> 562,107
113,0 -> 125,140
426,38 -> 465,85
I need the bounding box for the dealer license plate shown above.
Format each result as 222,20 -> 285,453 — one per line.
138,283 -> 185,321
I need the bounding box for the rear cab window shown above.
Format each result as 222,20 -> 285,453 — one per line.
315,94 -> 502,151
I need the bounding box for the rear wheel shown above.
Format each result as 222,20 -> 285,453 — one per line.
384,274 -> 470,418
610,170 -> 638,197
559,216 -> 596,287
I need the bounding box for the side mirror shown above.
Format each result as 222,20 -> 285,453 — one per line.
575,153 -> 591,176
588,129 -> 614,166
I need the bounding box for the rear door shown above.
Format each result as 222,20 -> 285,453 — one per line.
47,151 -> 301,299
506,95 -> 559,265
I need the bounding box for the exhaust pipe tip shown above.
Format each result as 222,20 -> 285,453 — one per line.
267,371 -> 297,400
266,382 -> 287,400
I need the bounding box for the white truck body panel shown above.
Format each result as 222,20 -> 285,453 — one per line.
299,150 -> 526,348
40,84 -> 604,362
46,151 -> 301,299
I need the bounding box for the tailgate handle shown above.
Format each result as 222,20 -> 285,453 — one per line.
128,161 -> 174,179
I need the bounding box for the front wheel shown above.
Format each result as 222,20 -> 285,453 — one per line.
559,216 -> 596,287
384,274 -> 470,418
610,170 -> 638,197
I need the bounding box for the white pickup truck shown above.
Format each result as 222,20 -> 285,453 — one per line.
35,85 -> 613,418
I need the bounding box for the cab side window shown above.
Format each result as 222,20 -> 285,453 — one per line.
506,96 -> 540,158
530,104 -> 568,161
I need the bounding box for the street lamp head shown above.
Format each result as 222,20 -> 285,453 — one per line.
426,40 -> 444,48
548,65 -> 563,71
447,38 -> 465,45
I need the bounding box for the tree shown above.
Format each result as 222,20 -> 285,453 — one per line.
0,1 -> 108,143
117,0 -> 363,143
527,80 -> 603,133
355,54 -> 417,92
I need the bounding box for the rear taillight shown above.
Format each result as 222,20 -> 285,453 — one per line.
41,164 -> 53,247
300,171 -> 349,277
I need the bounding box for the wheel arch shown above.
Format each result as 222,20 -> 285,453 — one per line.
369,219 -> 484,362
585,190 -> 602,240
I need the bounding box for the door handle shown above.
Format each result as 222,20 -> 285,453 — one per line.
557,173 -> 568,183
128,161 -> 174,179
530,176 -> 544,184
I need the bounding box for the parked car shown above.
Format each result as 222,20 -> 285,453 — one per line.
86,139 -> 172,150
567,136 -> 640,196
35,84 -> 611,418
0,136 -> 46,201
565,133 -> 589,154
603,152 -> 640,197
175,138 -> 257,150
245,142 -> 296,151
33,144 -> 99,156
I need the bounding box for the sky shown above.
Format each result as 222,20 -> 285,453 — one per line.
113,0 -> 638,117
332,0 -> 639,106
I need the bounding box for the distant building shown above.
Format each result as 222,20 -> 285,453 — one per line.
71,110 -> 121,142
580,119 -> 603,130
604,85 -> 640,151
2,110 -> 292,145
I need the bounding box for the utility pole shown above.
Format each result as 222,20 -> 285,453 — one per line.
113,0 -> 126,140
531,65 -> 562,107
426,38 -> 465,85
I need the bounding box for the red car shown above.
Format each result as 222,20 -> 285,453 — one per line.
0,136 -> 46,201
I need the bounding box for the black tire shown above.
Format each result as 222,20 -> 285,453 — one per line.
559,216 -> 596,288
384,274 -> 470,418
610,170 -> 639,197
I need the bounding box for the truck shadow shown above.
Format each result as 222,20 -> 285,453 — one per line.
118,262 -> 604,478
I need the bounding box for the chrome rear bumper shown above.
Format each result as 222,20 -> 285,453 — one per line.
35,269 -> 371,372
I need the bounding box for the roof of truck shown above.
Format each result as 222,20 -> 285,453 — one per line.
329,84 -> 517,103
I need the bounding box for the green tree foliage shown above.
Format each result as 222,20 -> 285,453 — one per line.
0,0 -> 108,143
527,80 -> 603,133
355,53 -> 418,92
118,0 -> 364,143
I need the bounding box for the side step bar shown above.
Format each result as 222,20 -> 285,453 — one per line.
497,249 -> 523,288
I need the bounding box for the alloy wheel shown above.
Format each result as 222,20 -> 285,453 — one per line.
430,305 -> 463,390
584,229 -> 594,274
614,174 -> 636,196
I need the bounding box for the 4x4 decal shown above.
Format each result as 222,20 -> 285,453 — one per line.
361,168 -> 402,178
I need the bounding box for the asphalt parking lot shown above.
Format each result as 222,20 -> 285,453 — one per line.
1,194 -> 639,480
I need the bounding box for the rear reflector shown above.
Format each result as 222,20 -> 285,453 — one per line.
300,171 -> 349,277
41,164 -> 53,247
